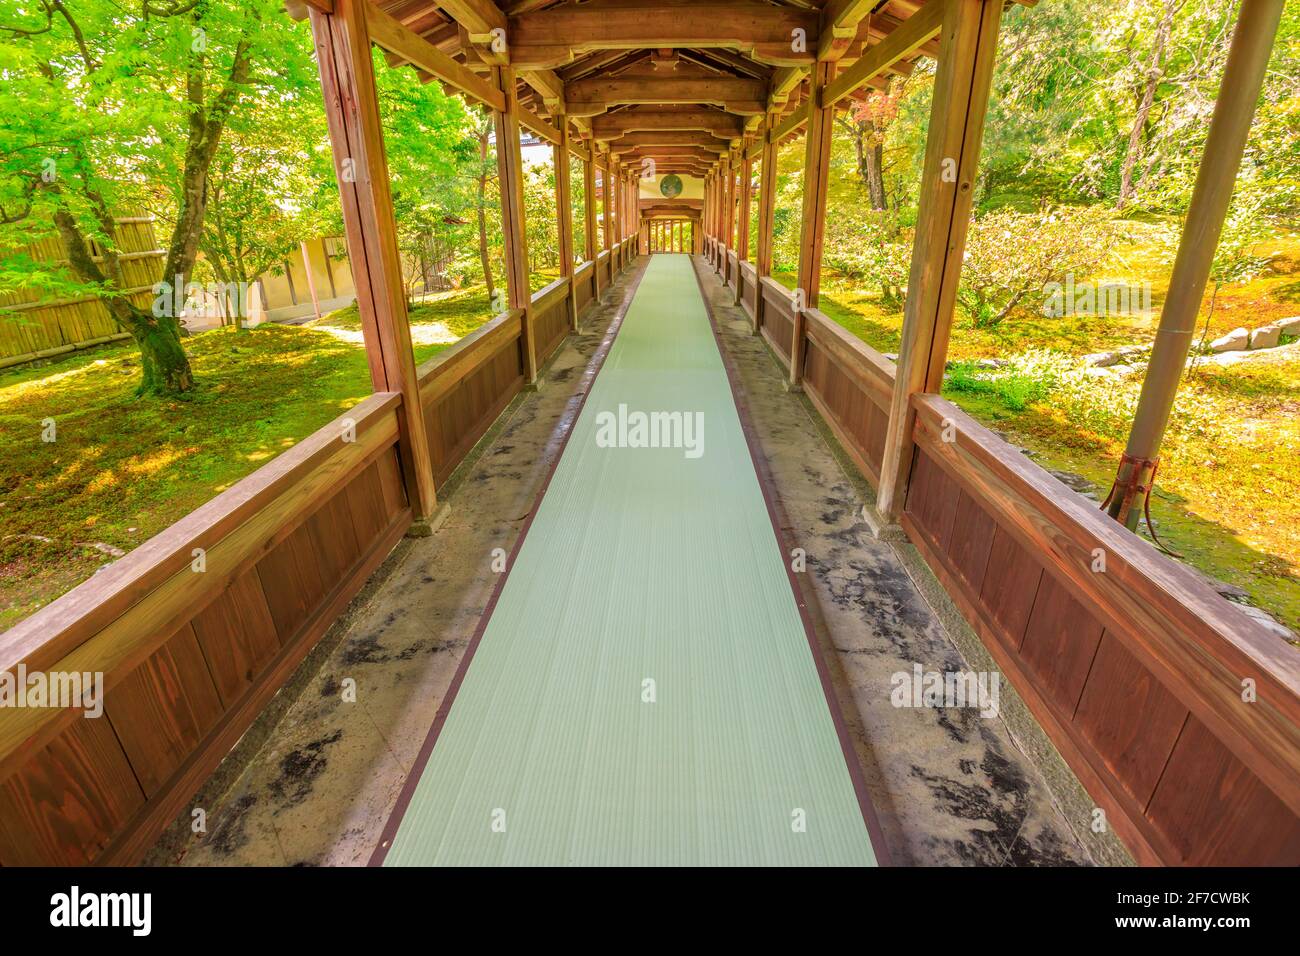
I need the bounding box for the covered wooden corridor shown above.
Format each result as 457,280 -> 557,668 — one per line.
0,0 -> 1295,868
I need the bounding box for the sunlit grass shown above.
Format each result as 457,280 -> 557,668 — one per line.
808,238 -> 1300,635
0,281 -> 505,630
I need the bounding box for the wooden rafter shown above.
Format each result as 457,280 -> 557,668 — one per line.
567,72 -> 768,116
506,0 -> 819,69
366,2 -> 505,110
591,107 -> 744,139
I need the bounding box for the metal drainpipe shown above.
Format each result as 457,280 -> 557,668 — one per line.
1105,0 -> 1283,531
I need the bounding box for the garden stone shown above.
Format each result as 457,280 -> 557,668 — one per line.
1276,316 -> 1300,339
1084,351 -> 1120,367
1210,327 -> 1249,352
1249,324 -> 1281,349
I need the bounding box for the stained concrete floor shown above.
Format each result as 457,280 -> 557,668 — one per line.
151,256 -> 1093,867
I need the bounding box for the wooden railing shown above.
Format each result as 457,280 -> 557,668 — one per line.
903,396 -> 1300,865
758,277 -> 795,367
573,260 -> 595,314
737,261 -> 759,322
699,260 -> 1300,864
0,393 -> 410,864
0,246 -> 642,866
800,308 -> 896,487
418,308 -> 527,486
532,276 -> 572,366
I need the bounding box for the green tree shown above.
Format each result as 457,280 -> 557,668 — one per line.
0,0 -> 299,395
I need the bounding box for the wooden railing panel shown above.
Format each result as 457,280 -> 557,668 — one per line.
0,715 -> 146,865
573,261 -> 594,314
739,262 -> 759,320
418,310 -> 526,485
0,395 -> 411,865
903,395 -> 1300,866
800,308 -> 896,487
531,277 -> 571,365
190,569 -> 280,707
759,277 -> 794,366
105,624 -> 224,798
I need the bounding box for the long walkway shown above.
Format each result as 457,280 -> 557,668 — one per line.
376,254 -> 880,866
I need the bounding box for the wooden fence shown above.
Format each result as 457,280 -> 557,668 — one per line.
903,396 -> 1300,865
0,215 -> 162,368
0,392 -> 410,865
701,258 -> 1300,865
0,243 -> 638,865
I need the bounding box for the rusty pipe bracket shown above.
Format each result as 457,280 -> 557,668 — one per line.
1101,453 -> 1181,558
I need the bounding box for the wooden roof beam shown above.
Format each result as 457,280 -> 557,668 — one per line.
436,0 -> 506,43
818,0 -> 876,61
366,2 -> 506,110
566,74 -> 768,117
591,109 -> 744,139
767,65 -> 805,110
505,0 -> 819,69
519,68 -> 565,114
618,145 -> 725,161
608,131 -> 730,149
823,0 -> 945,108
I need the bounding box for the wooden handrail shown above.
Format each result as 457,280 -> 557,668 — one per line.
0,392 -> 404,769
531,276 -> 571,314
417,308 -> 524,405
802,308 -> 895,409
911,393 -> 1300,812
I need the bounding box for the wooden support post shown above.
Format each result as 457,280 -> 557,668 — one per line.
583,148 -> 599,298
717,171 -> 728,267
722,161 -> 735,280
737,155 -> 752,261
706,173 -> 717,269
624,172 -> 632,257
614,168 -> 623,264
554,117 -> 578,330
493,64 -> 538,384
876,0 -> 1003,519
601,154 -> 614,256
309,0 -> 437,519
754,117 -> 777,334
735,152 -> 752,304
789,61 -> 835,390
1106,0 -> 1284,530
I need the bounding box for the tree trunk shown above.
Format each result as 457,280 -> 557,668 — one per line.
51,201 -> 195,395
122,302 -> 196,394
865,140 -> 887,211
477,128 -> 495,302
1117,0 -> 1178,209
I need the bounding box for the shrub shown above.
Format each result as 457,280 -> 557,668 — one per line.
957,205 -> 1117,327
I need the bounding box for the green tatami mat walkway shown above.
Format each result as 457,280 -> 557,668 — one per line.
376,254 -> 878,866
